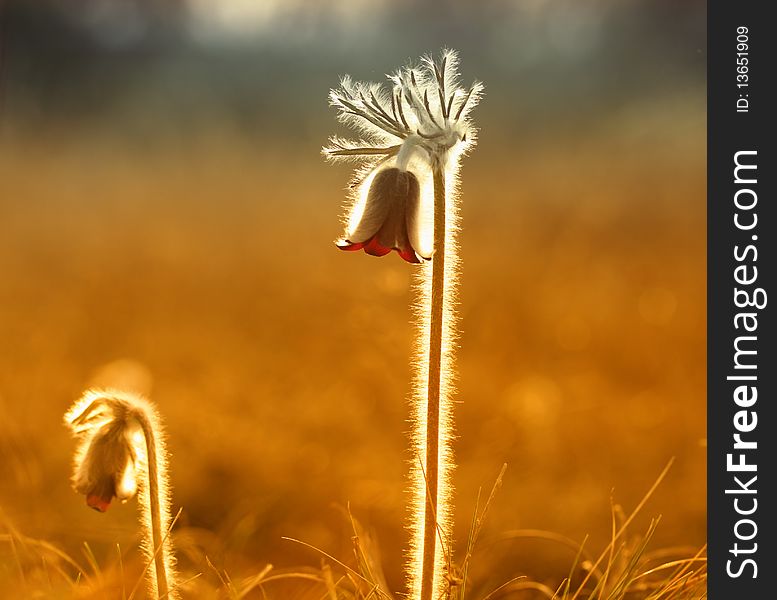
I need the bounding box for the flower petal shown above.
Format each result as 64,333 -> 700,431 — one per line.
397,247 -> 422,264
370,169 -> 420,256
87,494 -> 111,513
375,193 -> 410,251
346,170 -> 393,244
363,236 -> 392,257
115,459 -> 137,500
403,173 -> 431,260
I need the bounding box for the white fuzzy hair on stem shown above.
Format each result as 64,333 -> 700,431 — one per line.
324,49 -> 482,600
65,389 -> 177,599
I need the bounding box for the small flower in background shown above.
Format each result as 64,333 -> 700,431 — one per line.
66,392 -> 139,512
324,49 -> 482,263
65,389 -> 177,598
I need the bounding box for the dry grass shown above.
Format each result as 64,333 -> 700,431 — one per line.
1,461 -> 705,598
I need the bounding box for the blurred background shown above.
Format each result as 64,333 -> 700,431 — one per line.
0,0 -> 705,597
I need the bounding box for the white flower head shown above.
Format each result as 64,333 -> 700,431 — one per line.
324,49 -> 483,263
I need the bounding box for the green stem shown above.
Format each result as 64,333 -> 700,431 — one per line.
420,159 -> 446,600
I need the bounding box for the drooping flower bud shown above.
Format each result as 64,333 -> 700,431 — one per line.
65,389 -> 177,598
74,419 -> 137,512
65,391 -> 140,512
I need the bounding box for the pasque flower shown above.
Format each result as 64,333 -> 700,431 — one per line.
325,50 -> 482,600
65,389 -> 177,599
324,49 -> 482,263
67,394 -> 138,512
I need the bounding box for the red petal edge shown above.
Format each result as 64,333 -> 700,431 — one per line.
87,495 -> 111,513
397,247 -> 422,264
336,238 -> 422,264
363,237 -> 392,257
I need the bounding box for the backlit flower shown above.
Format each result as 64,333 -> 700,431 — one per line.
65,391 -> 140,512
336,167 -> 425,263
64,389 -> 177,598
324,49 -> 482,263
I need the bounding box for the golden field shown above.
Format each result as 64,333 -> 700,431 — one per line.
0,89 -> 706,596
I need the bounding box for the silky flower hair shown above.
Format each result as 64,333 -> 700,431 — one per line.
324,49 -> 482,263
324,49 -> 482,161
324,50 -> 482,600
65,389 -> 177,599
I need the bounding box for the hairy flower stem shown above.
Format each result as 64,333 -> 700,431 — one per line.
135,411 -> 170,599
420,158 -> 447,600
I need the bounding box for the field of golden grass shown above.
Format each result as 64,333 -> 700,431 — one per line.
0,103 -> 705,597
